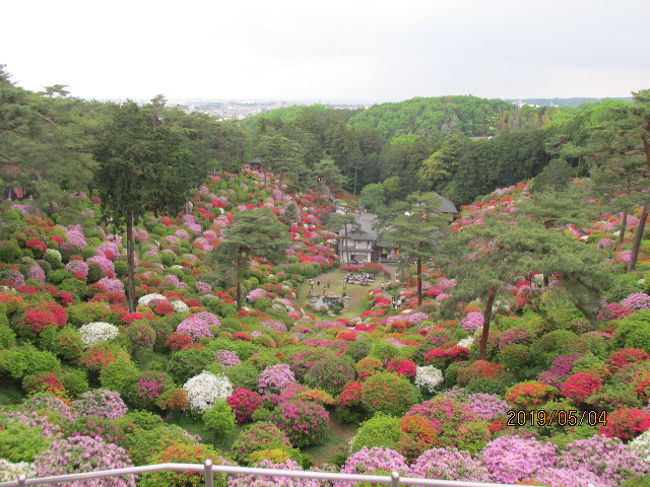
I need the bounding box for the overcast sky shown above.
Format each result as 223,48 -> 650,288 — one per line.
3,0 -> 649,103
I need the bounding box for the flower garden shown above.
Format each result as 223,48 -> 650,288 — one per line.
0,170 -> 649,487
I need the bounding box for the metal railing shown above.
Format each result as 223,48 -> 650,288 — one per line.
0,460 -> 523,487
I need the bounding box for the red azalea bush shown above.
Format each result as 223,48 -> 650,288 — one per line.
337,382 -> 363,407
598,408 -> 650,441
155,388 -> 189,412
505,381 -> 559,410
19,302 -> 67,336
607,347 -> 649,372
355,357 -> 384,380
397,414 -> 439,462
165,332 -> 193,351
456,360 -> 504,385
560,372 -> 604,403
424,346 -> 470,366
227,388 -> 263,423
387,359 -> 417,377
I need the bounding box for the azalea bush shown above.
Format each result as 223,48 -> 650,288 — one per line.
183,371 -> 234,412
231,421 -> 294,464
481,435 -> 557,484
34,435 -> 136,487
227,387 -> 263,424
258,364 -> 296,395
72,389 -> 128,419
269,399 -> 329,447
410,447 -> 490,482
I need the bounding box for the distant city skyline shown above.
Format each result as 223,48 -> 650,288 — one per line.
3,0 -> 649,102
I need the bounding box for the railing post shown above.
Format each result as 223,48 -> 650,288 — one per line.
17,476 -> 26,487
204,459 -> 214,487
390,471 -> 400,487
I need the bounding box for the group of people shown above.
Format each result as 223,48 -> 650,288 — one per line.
342,272 -> 376,287
391,295 -> 404,309
308,279 -> 331,295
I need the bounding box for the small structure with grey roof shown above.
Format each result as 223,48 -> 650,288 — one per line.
337,192 -> 457,264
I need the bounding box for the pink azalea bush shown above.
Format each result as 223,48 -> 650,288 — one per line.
335,447 -> 411,487
460,312 -> 484,332
176,316 -> 215,340
72,390 -> 128,419
258,364 -> 296,395
481,435 -> 557,484
410,447 -> 490,482
556,434 -> 650,487
34,435 -> 135,487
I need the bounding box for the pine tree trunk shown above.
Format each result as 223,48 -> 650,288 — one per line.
236,250 -> 243,311
628,203 -> 649,272
479,289 -> 497,360
417,256 -> 423,306
126,212 -> 136,312
344,223 -> 350,265
619,211 -> 628,244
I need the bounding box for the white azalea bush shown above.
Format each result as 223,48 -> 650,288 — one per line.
457,336 -> 475,349
171,300 -> 190,313
137,293 -> 167,307
630,429 -> 650,462
183,371 -> 233,412
79,322 -> 119,348
0,460 -> 36,481
414,365 -> 444,393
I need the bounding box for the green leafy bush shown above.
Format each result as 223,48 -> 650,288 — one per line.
0,420 -> 50,462
47,269 -> 71,284
231,421 -> 293,464
361,372 -> 420,416
351,413 -> 402,452
99,358 -> 139,398
202,399 -> 236,437
166,347 -> 213,383
224,362 -> 259,390
304,355 -> 355,396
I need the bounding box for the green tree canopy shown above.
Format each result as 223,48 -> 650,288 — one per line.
92,100 -> 207,310
211,207 -> 290,310
436,216 -> 609,359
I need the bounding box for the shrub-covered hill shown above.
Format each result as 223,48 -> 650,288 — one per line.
0,172 -> 649,487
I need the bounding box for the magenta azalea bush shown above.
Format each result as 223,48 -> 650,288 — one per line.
33,435 -> 136,487
269,400 -> 329,447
